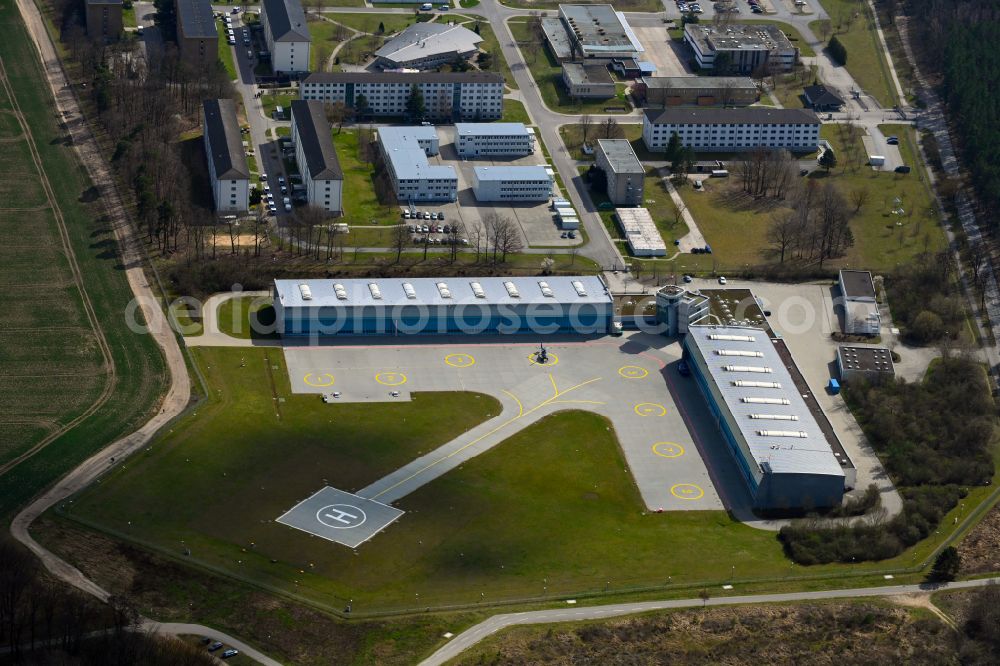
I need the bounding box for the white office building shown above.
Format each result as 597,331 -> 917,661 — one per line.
684,23 -> 798,74
290,100 -> 344,214
300,72 -> 504,121
261,0 -> 310,74
378,126 -> 457,202
472,166 -> 552,202
643,108 -> 820,153
374,22 -> 482,70
202,99 -> 249,214
454,123 -> 535,158
838,269 -> 881,336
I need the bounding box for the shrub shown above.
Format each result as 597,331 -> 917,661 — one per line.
828,36 -> 847,65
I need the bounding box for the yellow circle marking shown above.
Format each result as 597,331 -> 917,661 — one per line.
670,483 -> 704,500
303,373 -> 335,387
634,402 -> 667,417
527,351 -> 559,366
375,371 -> 408,386
652,442 -> 685,458
445,353 -> 476,368
618,365 -> 649,379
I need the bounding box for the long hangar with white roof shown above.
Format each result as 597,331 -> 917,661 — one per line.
273,276 -> 613,337
683,325 -> 851,510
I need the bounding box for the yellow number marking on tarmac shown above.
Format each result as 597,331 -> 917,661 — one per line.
375,371 -> 408,386
618,365 -> 649,379
652,442 -> 685,458
445,353 -> 476,368
670,483 -> 704,500
527,352 -> 559,366
634,402 -> 667,417
303,373 -> 335,387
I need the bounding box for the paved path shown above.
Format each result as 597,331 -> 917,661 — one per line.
419,576 -> 1000,665
185,290 -> 273,347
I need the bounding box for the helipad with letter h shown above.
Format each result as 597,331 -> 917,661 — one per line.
276,487 -> 404,548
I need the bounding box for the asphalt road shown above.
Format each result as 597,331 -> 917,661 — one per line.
420,576 -> 1000,665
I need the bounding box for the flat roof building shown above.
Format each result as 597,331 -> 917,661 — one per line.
472,166 -> 552,202
375,23 -> 482,70
639,76 -> 759,107
261,0 -> 310,73
202,99 -> 250,214
562,63 -> 616,99
290,100 -> 344,215
272,275 -> 613,337
596,139 -> 644,206
378,126 -> 457,202
614,207 -> 665,256
837,346 -> 895,384
643,107 -> 821,153
683,324 -> 848,510
838,270 -> 880,336
454,123 -> 535,158
175,0 -> 217,67
544,5 -> 643,60
301,72 -> 504,121
684,23 -> 797,74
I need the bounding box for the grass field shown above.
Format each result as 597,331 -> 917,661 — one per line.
332,129 -> 397,226
0,0 -> 166,515
559,123 -> 647,162
676,123 -> 944,272
508,21 -> 631,114
812,0 -> 898,107
217,30 -> 237,80
260,92 -> 296,119
216,296 -> 277,339
473,21 -> 517,91
502,99 -> 530,124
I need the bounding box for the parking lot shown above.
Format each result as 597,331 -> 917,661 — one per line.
632,26 -> 695,77
400,126 -> 582,249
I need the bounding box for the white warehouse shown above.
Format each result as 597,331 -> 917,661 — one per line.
643,107 -> 821,153
290,100 -> 344,214
202,99 -> 249,214
378,126 -> 457,202
472,166 -> 552,202
261,0 -> 310,74
455,123 -> 535,158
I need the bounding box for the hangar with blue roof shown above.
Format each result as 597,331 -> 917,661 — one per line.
682,324 -> 850,511
273,276 -> 613,337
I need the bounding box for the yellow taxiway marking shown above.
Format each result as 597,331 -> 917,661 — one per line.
652,442 -> 685,458
634,402 -> 667,417
618,365 -> 649,379
445,353 -> 476,368
670,483 -> 704,500
527,352 -> 559,366
371,374 -> 601,499
303,373 -> 335,388
374,371 -> 408,386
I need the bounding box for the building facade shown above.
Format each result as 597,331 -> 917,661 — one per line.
378,126 -> 457,202
272,276 -> 614,337
290,100 -> 344,215
542,5 -> 643,60
262,0 -> 310,74
561,63 -> 616,99
684,23 -> 798,74
455,123 -> 535,158
595,139 -> 644,206
837,346 -> 895,384
300,72 -> 504,121
472,166 -> 552,202
203,99 -> 250,214
85,0 -> 123,41
374,23 -> 482,70
176,0 -> 217,68
642,108 -> 821,152
638,76 -> 759,107
838,269 -> 880,336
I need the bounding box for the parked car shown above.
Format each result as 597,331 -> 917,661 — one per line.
420,2 -> 433,9
443,224 -> 451,233
436,212 -> 444,220
568,230 -> 576,239
894,165 -> 911,173
439,3 -> 450,9
560,231 -> 568,238
682,274 -> 693,283
886,136 -> 899,145
718,276 -> 727,285
222,649 -> 240,659
208,642 -> 224,652
421,224 -> 429,233
278,176 -> 286,186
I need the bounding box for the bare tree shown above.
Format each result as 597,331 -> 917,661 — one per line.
580,114 -> 593,145
766,211 -> 800,263
448,221 -> 465,262
324,100 -> 351,132
849,187 -> 870,213
602,117 -> 622,139
392,222 -> 409,263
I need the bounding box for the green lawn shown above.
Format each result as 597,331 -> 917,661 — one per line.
502,98 -> 530,124
327,12 -> 416,35
332,129 -> 397,225
675,124 -> 945,272
307,18 -> 347,71
217,30 -> 237,80
122,4 -> 136,28
261,92 -> 296,119
501,0 -> 662,9
811,0 -> 898,107
740,19 -> 817,58
508,20 -> 631,114
474,21 -> 517,91
559,123 -> 645,162
216,296 -> 277,339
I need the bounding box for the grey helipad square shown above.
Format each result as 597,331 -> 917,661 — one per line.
276,487 -> 403,548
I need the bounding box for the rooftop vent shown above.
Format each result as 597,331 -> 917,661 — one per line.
723,365 -> 773,373
333,283 -> 347,300
298,284 -> 312,301
503,281 -> 520,298
571,280 -> 588,297
368,283 -> 383,300
749,414 -> 800,421
538,281 -> 554,297
402,282 -> 416,299
742,397 -> 791,405
470,281 -> 486,299
710,333 -> 755,342
732,380 -> 781,388
716,350 -> 764,358
436,282 -> 452,299
757,430 -> 808,438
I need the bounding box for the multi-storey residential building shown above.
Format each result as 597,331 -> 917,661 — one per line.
684,23 -> 798,74
261,0 -> 310,74
176,0 -> 217,68
85,0 -> 123,42
378,126 -> 457,202
203,99 -> 250,213
290,100 -> 344,215
642,108 -> 820,153
300,72 -> 504,121
595,139 -> 644,206
472,166 -> 552,202
638,76 -> 759,107
454,123 -> 535,158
